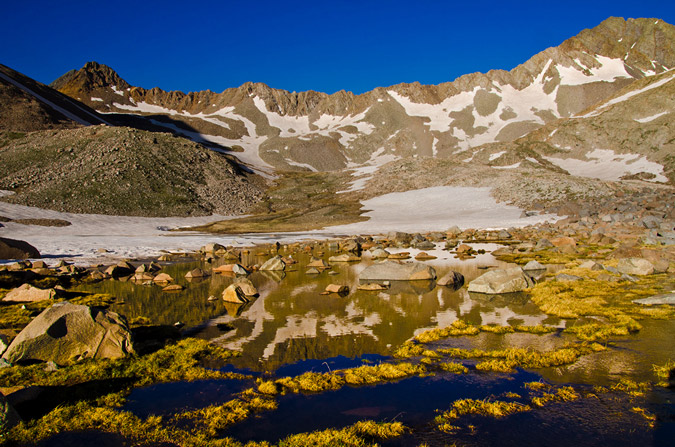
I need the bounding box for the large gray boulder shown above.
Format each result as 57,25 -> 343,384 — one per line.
2,302 -> 134,365
633,293 -> 675,306
359,261 -> 436,281
522,260 -> 546,271
617,258 -> 654,276
2,284 -> 57,303
467,267 -> 534,294
0,237 -> 40,260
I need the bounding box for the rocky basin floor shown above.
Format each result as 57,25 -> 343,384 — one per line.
0,208 -> 674,446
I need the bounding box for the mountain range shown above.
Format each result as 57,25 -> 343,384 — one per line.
1,16 -> 673,225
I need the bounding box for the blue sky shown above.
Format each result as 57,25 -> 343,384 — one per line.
2,0 -> 673,95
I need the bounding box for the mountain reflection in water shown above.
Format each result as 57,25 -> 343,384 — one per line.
76,242 -> 558,372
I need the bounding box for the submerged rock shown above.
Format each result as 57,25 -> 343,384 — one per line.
360,261 -> 436,281
328,254 -> 361,262
1,302 -> 134,365
325,284 -> 349,294
632,293 -> 675,306
357,283 -> 389,291
467,267 -> 533,294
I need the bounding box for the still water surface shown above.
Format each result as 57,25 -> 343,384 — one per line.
74,242 -> 674,445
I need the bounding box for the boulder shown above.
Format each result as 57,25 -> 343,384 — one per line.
200,243 -> 226,255
522,260 -> 546,271
153,273 -> 174,283
260,256 -> 286,271
370,248 -> 390,259
325,284 -> 349,294
357,283 -> 389,291
105,265 -> 133,278
360,261 -> 436,281
456,244 -> 473,254
162,284 -> 184,292
185,268 -> 209,279
222,285 -> 249,304
467,267 -> 534,294
340,239 -> 361,253
534,238 -> 554,250
415,241 -> 435,250
0,237 -> 40,260
213,263 -> 249,275
306,258 -> 329,269
233,278 -> 258,296
1,302 -> 133,365
617,258 -> 654,276
550,237 -> 576,247
632,293 -> 675,306
2,284 -> 57,303
556,273 -> 583,282
498,230 -> 512,239
415,252 -> 437,260
133,272 -> 155,282
437,271 -> 465,287
328,254 -> 361,262
388,252 -> 410,260
653,260 -> 670,274
446,226 -> 462,237
578,260 -> 603,271
388,232 -> 412,244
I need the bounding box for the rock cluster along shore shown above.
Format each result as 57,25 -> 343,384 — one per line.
1,183 -> 674,368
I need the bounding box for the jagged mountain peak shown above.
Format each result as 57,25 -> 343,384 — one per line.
51,61 -> 131,97
51,17 -> 675,181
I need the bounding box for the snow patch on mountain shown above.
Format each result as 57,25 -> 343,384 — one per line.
338,148 -> 400,194
634,111 -> 669,123
556,56 -> 632,86
253,96 -> 311,137
543,149 -> 668,182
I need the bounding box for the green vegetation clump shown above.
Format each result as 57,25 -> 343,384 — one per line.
438,344 -> 604,373
410,321 -> 558,346
530,386 -> 580,407
435,398 -> 531,432
415,320 -> 480,342
278,421 -> 405,447
653,360 -> 674,387
274,362 -> 427,394
0,338 -> 241,389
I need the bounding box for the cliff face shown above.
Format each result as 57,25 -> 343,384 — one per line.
52,18 -> 674,181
